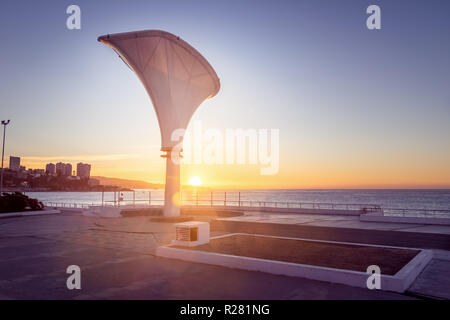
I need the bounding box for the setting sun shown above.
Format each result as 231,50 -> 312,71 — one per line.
189,176 -> 203,187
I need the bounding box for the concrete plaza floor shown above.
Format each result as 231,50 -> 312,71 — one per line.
0,211 -> 448,299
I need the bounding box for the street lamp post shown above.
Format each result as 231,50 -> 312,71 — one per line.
0,120 -> 11,195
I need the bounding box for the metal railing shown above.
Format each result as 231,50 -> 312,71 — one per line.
44,202 -> 91,209
42,191 -> 450,219
45,199 -> 378,210
44,196 -> 381,213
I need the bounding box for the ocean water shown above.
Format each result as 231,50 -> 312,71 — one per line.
25,189 -> 450,211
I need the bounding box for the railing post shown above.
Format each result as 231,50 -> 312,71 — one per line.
133,190 -> 135,206
224,191 -> 226,207
101,190 -> 104,206
238,192 -> 241,207
149,191 -> 151,206
211,191 -> 213,207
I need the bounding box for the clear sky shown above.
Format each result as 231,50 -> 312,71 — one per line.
0,0 -> 449,188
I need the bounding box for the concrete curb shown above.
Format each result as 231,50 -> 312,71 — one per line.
0,209 -> 60,219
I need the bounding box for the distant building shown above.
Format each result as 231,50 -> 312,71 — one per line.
66,163 -> 72,177
46,163 -> 56,175
17,168 -> 27,179
9,156 -> 20,171
77,163 -> 91,179
28,168 -> 45,177
56,162 -> 72,176
56,162 -> 65,176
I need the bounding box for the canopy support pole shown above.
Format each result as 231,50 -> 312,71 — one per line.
162,149 -> 181,217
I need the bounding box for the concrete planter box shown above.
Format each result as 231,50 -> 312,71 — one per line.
156,233 -> 432,293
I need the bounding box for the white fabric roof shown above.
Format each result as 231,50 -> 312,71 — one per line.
98,30 -> 220,150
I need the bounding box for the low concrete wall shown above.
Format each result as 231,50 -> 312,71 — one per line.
204,205 -> 361,216
361,214 -> 450,226
119,205 -> 359,217
58,208 -> 85,214
62,204 -> 362,217
119,206 -> 244,218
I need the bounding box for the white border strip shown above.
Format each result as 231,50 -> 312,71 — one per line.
156,233 -> 432,293
0,209 -> 60,219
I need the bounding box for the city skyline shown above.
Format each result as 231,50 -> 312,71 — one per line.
7,155 -> 91,178
1,0 -> 449,189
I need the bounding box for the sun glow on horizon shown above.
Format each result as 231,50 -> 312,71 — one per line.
189,176 -> 203,187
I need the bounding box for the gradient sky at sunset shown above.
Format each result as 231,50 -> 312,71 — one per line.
0,0 -> 449,188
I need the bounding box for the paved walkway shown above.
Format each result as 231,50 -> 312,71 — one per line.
0,212 -> 417,300
407,259 -> 450,299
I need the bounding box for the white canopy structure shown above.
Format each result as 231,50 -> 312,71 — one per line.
98,30 -> 220,217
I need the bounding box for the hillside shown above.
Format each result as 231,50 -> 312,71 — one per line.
91,176 -> 163,189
